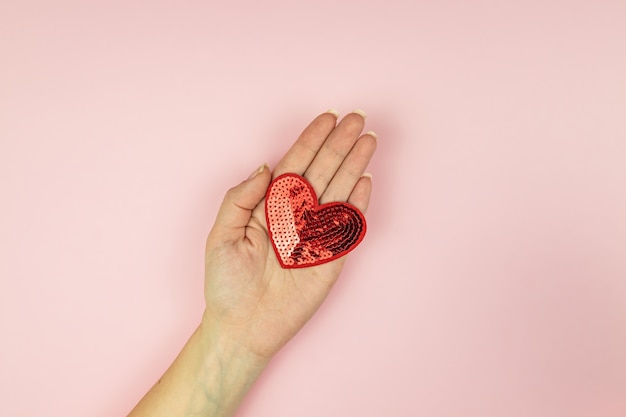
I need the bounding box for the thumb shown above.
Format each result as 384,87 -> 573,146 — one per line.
212,163 -> 271,242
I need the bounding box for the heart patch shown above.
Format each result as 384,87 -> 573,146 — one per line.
265,173 -> 367,268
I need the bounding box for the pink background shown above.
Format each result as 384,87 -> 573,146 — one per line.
1,1 -> 625,416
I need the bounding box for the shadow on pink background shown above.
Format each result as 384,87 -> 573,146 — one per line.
1,1 -> 625,416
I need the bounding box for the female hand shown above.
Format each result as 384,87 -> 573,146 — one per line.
203,109 -> 377,360
128,110 -> 377,417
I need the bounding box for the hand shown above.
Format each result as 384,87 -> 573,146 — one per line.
202,110 -> 377,360
127,110 -> 377,417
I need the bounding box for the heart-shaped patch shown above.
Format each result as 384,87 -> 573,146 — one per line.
265,173 -> 367,268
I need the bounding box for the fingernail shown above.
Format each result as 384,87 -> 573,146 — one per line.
351,108 -> 367,118
326,108 -> 339,117
362,172 -> 373,180
366,130 -> 377,139
248,163 -> 267,180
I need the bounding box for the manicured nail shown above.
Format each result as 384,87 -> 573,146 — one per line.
326,109 -> 339,117
248,163 -> 267,180
362,172 -> 373,180
366,130 -> 377,139
351,108 -> 367,118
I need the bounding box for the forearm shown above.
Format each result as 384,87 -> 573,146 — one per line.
127,317 -> 269,417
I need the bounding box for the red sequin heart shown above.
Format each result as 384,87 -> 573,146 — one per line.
265,173 -> 367,268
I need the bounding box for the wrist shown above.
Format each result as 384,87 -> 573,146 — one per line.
199,312 -> 271,373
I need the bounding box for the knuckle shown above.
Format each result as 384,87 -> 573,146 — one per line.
224,185 -> 240,200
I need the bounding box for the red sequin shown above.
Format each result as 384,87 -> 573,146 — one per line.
265,173 -> 367,268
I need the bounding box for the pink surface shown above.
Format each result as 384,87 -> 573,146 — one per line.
1,1 -> 625,416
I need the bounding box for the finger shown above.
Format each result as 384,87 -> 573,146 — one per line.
272,110 -> 339,178
211,164 -> 271,243
304,110 -> 366,197
347,174 -> 373,214
319,131 -> 377,204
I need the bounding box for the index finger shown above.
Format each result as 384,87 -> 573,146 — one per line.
272,110 -> 339,178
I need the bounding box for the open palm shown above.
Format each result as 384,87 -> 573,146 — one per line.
203,111 -> 377,359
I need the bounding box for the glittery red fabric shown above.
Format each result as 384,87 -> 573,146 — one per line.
265,173 -> 367,268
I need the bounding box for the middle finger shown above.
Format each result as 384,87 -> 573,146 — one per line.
303,110 -> 366,197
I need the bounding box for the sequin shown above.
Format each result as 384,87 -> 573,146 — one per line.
265,173 -> 366,268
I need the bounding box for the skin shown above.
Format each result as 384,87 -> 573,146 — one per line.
127,110 -> 377,417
